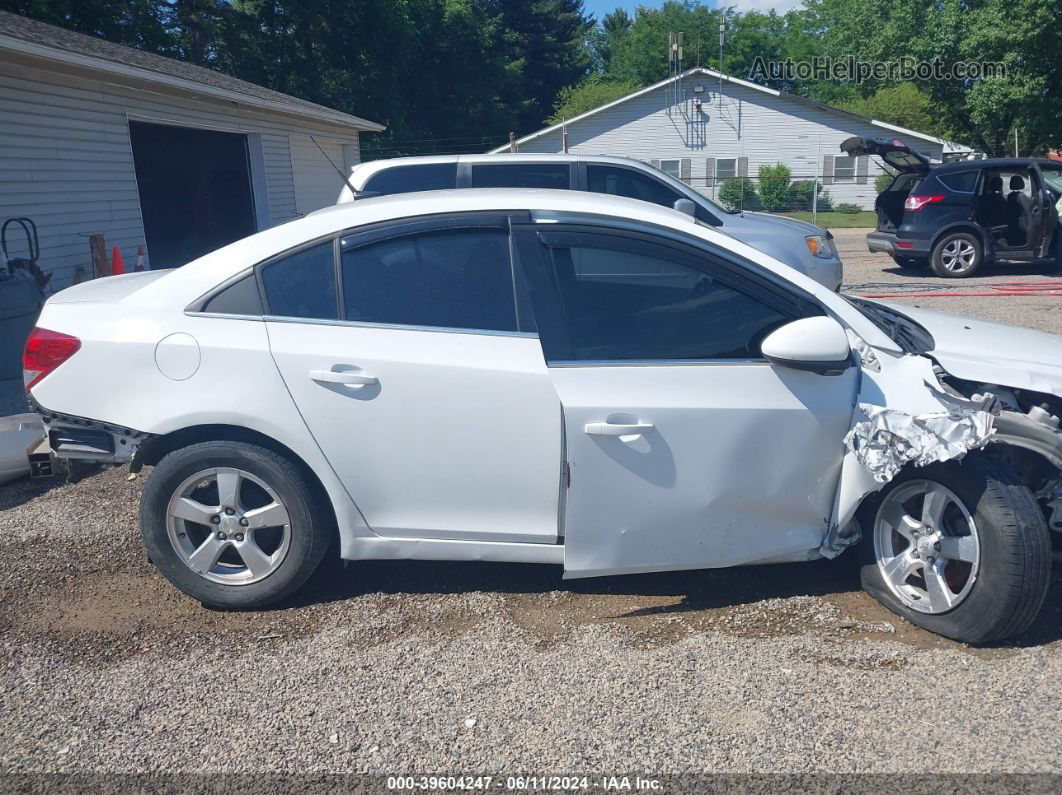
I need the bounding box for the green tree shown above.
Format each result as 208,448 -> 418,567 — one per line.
841,82 -> 945,138
494,0 -> 593,135
804,0 -> 1062,155
547,74 -> 638,124
589,7 -> 632,72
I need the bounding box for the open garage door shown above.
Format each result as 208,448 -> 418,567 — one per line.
129,121 -> 258,269
291,135 -> 352,216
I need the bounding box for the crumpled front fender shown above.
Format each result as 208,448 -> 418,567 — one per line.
821,351 -> 998,557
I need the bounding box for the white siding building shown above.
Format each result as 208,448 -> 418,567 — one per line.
0,11 -> 383,287
495,68 -> 946,211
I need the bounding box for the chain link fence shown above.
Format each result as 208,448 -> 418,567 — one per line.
666,173 -> 884,216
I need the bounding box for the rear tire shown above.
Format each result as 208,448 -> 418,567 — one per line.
140,441 -> 332,609
856,454 -> 1050,644
930,232 -> 983,278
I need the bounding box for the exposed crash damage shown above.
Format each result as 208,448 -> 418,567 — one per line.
824,302 -> 1062,564
844,400 -> 995,485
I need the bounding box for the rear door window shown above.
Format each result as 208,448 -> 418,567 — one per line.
362,163 -> 457,196
340,227 -> 518,333
470,163 -> 571,189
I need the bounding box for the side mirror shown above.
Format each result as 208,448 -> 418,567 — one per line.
673,198 -> 696,218
760,316 -> 853,375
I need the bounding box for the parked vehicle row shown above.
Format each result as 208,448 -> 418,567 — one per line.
25,189 -> 1061,643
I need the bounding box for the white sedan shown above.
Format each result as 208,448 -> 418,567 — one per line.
24,190 -> 1062,644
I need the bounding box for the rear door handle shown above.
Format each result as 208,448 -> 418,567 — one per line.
310,369 -> 378,386
585,421 -> 655,437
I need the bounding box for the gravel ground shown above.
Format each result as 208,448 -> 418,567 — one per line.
1,236 -> 1061,778
832,228 -> 1062,335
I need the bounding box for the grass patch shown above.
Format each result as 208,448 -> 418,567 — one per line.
777,210 -> 877,229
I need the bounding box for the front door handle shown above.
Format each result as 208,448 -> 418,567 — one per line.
585,421 -> 655,437
310,369 -> 378,386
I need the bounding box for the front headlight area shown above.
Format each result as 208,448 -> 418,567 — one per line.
805,234 -> 834,259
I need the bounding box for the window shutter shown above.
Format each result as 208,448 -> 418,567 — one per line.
738,157 -> 748,178
680,158 -> 691,184
705,158 -> 716,188
822,155 -> 835,185
650,159 -> 661,170
857,155 -> 869,184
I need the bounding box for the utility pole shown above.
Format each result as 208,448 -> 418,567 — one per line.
813,134 -> 821,227
1014,127 -> 1019,157
718,17 -> 724,105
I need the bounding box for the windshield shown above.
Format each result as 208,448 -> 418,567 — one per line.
846,297 -> 934,353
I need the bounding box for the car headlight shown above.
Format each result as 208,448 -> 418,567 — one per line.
805,235 -> 833,259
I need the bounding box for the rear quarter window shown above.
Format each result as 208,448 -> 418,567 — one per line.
363,163 -> 457,196
936,171 -> 978,193
260,241 -> 339,319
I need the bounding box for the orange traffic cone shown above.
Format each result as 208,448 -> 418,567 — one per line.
111,246 -> 125,275
135,245 -> 145,272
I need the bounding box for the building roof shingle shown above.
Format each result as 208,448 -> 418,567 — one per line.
0,10 -> 384,131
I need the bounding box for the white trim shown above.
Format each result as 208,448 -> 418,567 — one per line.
492,66 -> 947,152
0,33 -> 385,132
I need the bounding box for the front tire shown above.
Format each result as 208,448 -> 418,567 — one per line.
140,441 -> 332,609
857,454 -> 1050,644
930,232 -> 983,277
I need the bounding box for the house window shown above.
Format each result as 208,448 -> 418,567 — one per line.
833,157 -> 856,182
716,158 -> 737,180
659,160 -> 682,179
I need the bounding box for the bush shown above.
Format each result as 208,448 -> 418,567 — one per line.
788,180 -> 831,211
875,172 -> 896,193
757,163 -> 791,211
835,202 -> 862,214
718,177 -> 759,211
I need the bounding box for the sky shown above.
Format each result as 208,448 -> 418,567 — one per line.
581,1 -> 808,20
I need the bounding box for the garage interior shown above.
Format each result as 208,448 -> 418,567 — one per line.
128,120 -> 259,269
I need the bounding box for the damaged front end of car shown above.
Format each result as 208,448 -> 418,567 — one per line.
823,337 -> 1062,558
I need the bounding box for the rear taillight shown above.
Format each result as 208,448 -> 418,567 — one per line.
904,194 -> 945,211
23,327 -> 81,393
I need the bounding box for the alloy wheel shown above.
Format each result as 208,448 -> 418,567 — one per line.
165,467 -> 292,585
873,480 -> 981,614
940,239 -> 977,273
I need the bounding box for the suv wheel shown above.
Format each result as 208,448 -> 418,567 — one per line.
141,441 -> 332,609
857,454 -> 1050,644
931,232 -> 983,277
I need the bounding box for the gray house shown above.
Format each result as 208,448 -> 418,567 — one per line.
0,11 -> 383,288
495,67 -> 947,211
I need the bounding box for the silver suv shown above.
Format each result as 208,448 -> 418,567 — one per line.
337,154 -> 843,290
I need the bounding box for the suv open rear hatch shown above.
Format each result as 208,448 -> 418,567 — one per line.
840,136 -> 932,174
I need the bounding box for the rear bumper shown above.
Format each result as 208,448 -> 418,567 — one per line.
867,231 -> 930,258
28,395 -> 146,463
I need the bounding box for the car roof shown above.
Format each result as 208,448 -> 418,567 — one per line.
933,158 -> 1058,173
347,153 -> 656,183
